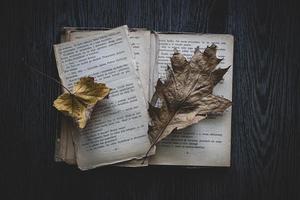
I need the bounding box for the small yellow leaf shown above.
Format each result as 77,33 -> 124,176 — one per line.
53,77 -> 110,128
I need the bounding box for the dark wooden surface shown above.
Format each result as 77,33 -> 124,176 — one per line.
1,0 -> 299,199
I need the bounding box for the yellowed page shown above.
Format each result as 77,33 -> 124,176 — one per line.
68,29 -> 151,101
54,26 -> 151,170
56,28 -> 152,167
149,33 -> 233,167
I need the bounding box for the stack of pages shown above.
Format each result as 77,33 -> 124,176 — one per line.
54,25 -> 234,170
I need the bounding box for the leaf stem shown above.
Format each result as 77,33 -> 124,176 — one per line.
142,108 -> 175,164
143,71 -> 203,163
25,62 -> 72,94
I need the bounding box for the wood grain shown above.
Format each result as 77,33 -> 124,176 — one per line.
0,0 -> 299,199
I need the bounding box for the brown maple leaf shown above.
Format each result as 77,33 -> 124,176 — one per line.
148,44 -> 232,149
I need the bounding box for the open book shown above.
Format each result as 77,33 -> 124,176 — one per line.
54,25 -> 234,170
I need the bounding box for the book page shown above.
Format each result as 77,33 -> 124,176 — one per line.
56,28 -> 152,167
149,33 -> 233,166
68,28 -> 151,101
54,26 -> 151,170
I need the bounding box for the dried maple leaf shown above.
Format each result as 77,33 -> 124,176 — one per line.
148,44 -> 232,146
53,77 -> 110,128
